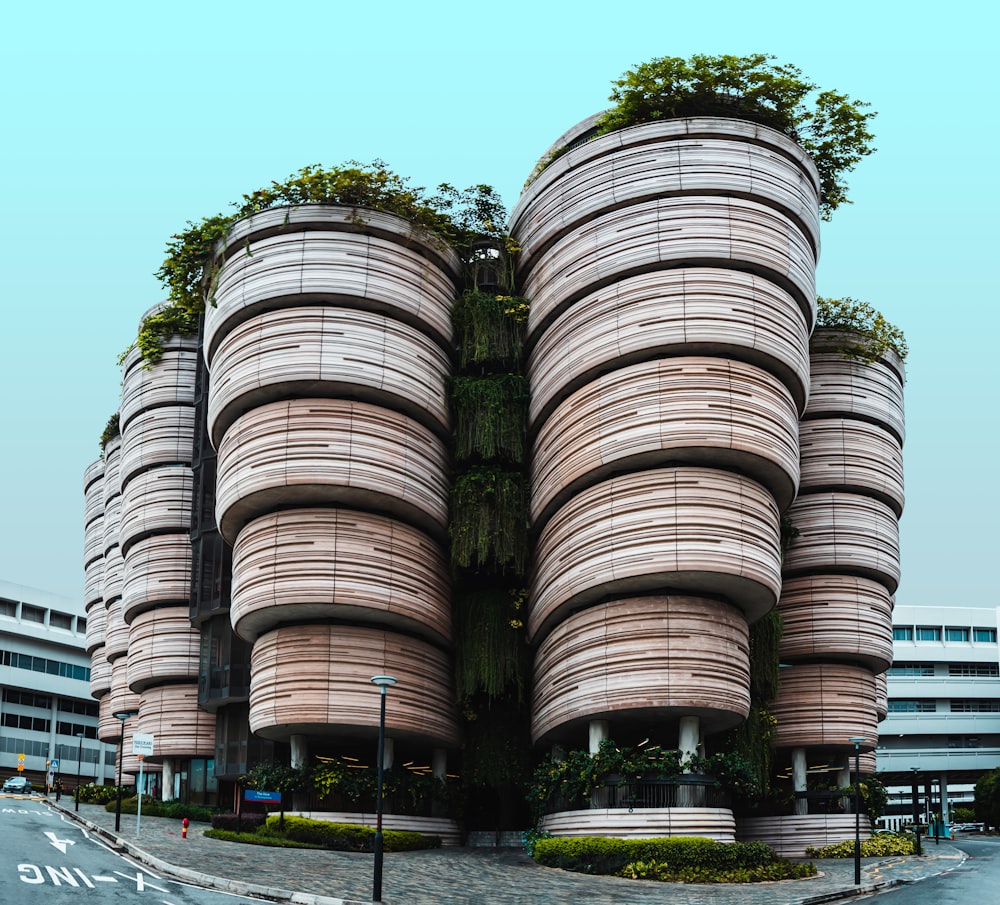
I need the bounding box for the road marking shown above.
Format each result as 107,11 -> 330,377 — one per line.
92,874 -> 118,882
44,830 -> 77,853
45,865 -> 80,887
73,868 -> 96,888
115,869 -> 168,893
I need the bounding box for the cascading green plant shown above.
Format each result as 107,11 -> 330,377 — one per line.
449,467 -> 528,572
815,296 -> 908,363
154,162 -> 509,319
449,374 -> 529,464
595,53 -> 876,218
98,412 -> 120,451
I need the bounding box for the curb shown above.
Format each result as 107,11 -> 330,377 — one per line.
47,801 -> 370,905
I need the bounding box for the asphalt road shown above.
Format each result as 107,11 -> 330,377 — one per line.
1,794 -> 258,904
876,835 -> 1000,903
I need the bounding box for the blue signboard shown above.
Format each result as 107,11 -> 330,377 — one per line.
244,789 -> 282,803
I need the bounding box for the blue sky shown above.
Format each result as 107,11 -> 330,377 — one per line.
1,1 -> 996,610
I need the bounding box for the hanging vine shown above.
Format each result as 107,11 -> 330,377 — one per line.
449,374 -> 529,464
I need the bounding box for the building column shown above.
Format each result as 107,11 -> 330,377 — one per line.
838,758 -> 851,790
431,748 -> 447,818
382,737 -> 394,770
792,748 -> 808,816
588,720 -> 609,754
289,734 -> 308,768
290,735 -> 309,809
432,748 -> 447,780
940,772 -> 950,825
161,759 -> 175,801
678,716 -> 700,768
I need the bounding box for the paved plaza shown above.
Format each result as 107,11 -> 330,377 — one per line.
45,799 -> 964,905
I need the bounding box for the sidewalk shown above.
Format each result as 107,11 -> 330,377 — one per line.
46,798 -> 965,905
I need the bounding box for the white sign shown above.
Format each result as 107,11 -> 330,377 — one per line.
131,733 -> 154,756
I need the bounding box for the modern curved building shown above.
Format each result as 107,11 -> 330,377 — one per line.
84,110 -> 901,844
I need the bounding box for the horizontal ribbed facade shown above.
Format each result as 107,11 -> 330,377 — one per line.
83,111 -> 902,844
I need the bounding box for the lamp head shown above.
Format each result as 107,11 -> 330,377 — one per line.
370,675 -> 398,693
848,736 -> 866,747
113,710 -> 138,722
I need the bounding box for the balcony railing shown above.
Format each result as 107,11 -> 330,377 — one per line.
546,775 -> 732,814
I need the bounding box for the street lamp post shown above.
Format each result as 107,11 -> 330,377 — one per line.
370,675 -> 397,904
911,767 -> 922,855
849,737 -> 866,885
75,732 -> 84,812
113,710 -> 138,833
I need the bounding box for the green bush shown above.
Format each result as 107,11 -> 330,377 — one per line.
263,815 -> 440,852
203,829 -> 322,848
532,836 -> 791,879
210,813 -> 267,832
620,858 -> 816,883
76,783 -> 124,804
104,797 -> 214,822
806,834 -> 915,858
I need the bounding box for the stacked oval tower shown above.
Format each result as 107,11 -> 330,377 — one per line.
203,206 -> 462,799
750,327 -> 904,853
118,312 -> 213,794
511,115 -> 821,839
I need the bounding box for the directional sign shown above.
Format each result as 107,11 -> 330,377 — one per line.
131,732 -> 154,756
44,832 -> 76,854
244,789 -> 282,803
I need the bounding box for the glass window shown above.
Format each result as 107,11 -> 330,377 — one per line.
974,627 -> 997,643
949,663 -> 999,677
893,627 -> 914,641
49,612 -> 72,630
916,626 -> 942,641
946,627 -> 970,642
951,700 -> 1000,712
887,662 -> 935,676
21,605 -> 45,623
887,700 -> 937,713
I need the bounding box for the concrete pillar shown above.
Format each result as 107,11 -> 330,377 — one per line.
678,716 -> 700,768
432,748 -> 447,780
792,748 -> 808,816
838,762 -> 851,790
588,720 -> 609,754
431,748 -> 448,818
941,772 -> 950,824
383,737 -> 394,770
290,734 -> 310,810
289,734 -> 308,769
161,759 -> 175,801
551,745 -> 564,763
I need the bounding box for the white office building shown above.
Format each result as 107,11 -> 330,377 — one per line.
0,580 -> 115,788
877,605 -> 1000,824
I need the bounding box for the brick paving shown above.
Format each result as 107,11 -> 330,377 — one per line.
43,798 -> 965,905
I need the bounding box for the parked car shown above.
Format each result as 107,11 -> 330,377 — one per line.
950,822 -> 984,833
2,776 -> 32,793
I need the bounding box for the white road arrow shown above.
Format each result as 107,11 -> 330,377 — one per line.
44,831 -> 76,854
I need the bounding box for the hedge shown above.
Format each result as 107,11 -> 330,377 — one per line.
211,813 -> 267,832
263,815 -> 440,852
532,836 -> 808,880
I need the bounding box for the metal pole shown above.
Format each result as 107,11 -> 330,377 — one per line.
911,768 -> 922,856
136,758 -> 144,837
373,686 -> 387,903
114,718 -> 125,832
75,734 -> 83,812
853,743 -> 862,885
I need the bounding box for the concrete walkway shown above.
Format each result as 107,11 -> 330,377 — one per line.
43,798 -> 965,905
